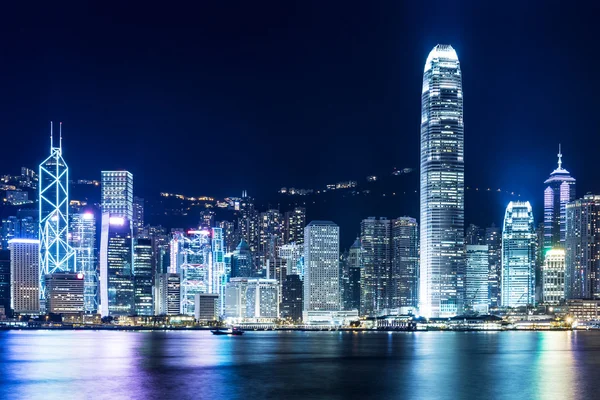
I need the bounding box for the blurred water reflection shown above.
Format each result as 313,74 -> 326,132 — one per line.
1,330 -> 599,399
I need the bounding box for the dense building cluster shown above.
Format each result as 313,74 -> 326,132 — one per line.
0,45 -> 598,327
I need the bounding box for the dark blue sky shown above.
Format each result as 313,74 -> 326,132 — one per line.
1,1 -> 598,220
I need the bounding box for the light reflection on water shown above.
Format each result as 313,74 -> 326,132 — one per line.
1,330 -> 600,399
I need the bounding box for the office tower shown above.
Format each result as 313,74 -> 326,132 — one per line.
278,242 -> 303,277
391,217 -> 419,309
486,225 -> 502,308
44,272 -> 84,314
1,216 -> 18,249
133,238 -> 153,316
238,195 -> 259,252
465,245 -> 489,314
501,201 -> 536,307
281,274 -> 303,321
465,224 -> 485,245
224,277 -> 249,319
39,123 -> 75,309
2,215 -> 39,250
132,196 -> 144,236
70,212 -> 97,313
218,220 -> 236,253
344,238 -> 362,311
101,171 -> 133,220
231,239 -> 254,277
99,214 -> 134,317
246,278 -> 279,318
212,227 -> 226,314
0,250 -> 10,316
565,194 -> 600,299
284,207 -> 306,245
360,217 -> 391,316
303,221 -> 340,312
543,146 -> 576,253
194,293 -> 219,321
259,209 -> 284,260
9,239 -> 39,314
170,230 -> 212,315
155,273 -> 180,315
419,45 -> 465,318
542,249 -> 565,305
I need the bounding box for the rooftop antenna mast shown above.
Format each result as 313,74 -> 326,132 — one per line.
557,143 -> 562,170
59,122 -> 63,152
50,121 -> 53,150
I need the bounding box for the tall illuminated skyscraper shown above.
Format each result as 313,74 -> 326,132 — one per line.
70,211 -> 97,312
360,217 -> 391,316
391,217 -> 419,309
501,201 -> 536,308
303,221 -> 340,312
101,171 -> 133,221
543,146 -> 576,253
419,44 -> 464,317
133,238 -> 153,316
99,214 -> 134,317
39,122 -> 75,309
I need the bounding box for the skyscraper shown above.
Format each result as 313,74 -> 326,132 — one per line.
303,221 -> 340,312
542,248 -> 565,305
344,238 -> 362,311
485,225 -> 502,308
132,196 -> 144,236
391,217 -> 419,309
101,171 -> 133,221
0,250 -> 10,316
231,239 -> 254,278
284,207 -> 306,245
9,239 -> 40,314
419,44 -> 465,318
133,238 -> 154,316
99,214 -> 134,317
155,273 -> 180,315
565,194 -> 600,299
465,245 -> 489,314
543,146 -> 576,253
44,272 -> 84,314
360,217 -> 391,316
70,211 -> 97,313
281,274 -> 303,322
39,123 -> 75,309
501,201 -> 536,308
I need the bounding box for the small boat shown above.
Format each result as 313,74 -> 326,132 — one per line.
211,327 -> 244,336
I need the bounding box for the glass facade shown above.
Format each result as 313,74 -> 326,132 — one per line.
70,212 -> 97,313
501,201 -> 536,308
101,171 -> 134,221
543,147 -> 575,253
466,245 -> 489,313
542,249 -> 565,305
565,195 -> 600,299
134,238 -> 154,316
419,44 -> 464,317
360,217 -> 391,316
391,217 -> 419,309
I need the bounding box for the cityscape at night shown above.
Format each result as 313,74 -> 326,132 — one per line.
1,2 -> 600,399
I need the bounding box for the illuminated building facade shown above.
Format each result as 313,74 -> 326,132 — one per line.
565,194 -> 600,299
155,273 -> 180,315
132,196 -> 144,237
134,238 -> 153,316
419,45 -> 465,318
486,225 -> 502,308
70,212 -> 97,312
39,123 -> 75,309
544,146 -> 576,253
170,229 -> 212,315
281,274 -> 303,321
465,245 -> 489,313
231,239 -> 253,277
0,250 -> 9,315
101,171 -> 133,221
284,207 -> 306,245
45,272 -> 84,314
278,242 -> 303,277
212,227 -> 226,314
360,217 -> 391,316
99,214 -> 134,317
303,221 -> 340,312
542,249 -> 565,305
246,278 -> 279,318
501,201 -> 536,308
391,217 -> 419,309
9,239 -> 40,314
343,238 -> 362,311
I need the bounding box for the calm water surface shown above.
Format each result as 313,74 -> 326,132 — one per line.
1,330 -> 600,399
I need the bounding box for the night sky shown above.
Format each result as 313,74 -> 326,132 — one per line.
1,2 -> 598,223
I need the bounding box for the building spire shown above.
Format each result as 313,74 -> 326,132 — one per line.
557,143 -> 562,170
59,122 -> 63,151
50,121 -> 53,150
